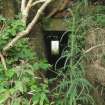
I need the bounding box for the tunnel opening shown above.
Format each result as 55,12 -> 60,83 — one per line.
43,31 -> 69,78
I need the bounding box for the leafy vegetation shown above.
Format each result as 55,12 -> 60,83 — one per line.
0,16 -> 50,105
0,0 -> 105,105
48,1 -> 105,105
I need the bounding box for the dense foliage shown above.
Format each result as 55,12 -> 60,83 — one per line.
48,1 -> 105,105
0,16 -> 50,105
0,0 -> 105,105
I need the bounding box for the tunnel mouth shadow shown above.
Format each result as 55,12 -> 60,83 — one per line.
43,30 -> 69,78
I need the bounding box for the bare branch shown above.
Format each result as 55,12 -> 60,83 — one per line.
21,0 -> 33,23
3,0 -> 53,52
31,0 -> 46,7
21,0 -> 45,22
21,0 -> 26,12
84,43 -> 105,54
26,0 -> 33,11
0,52 -> 7,71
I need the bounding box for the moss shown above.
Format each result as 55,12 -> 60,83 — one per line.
42,18 -> 70,31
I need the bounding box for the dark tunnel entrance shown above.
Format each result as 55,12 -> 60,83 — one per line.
43,31 -> 69,78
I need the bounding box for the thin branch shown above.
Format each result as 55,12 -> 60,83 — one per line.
3,31 -> 29,52
25,0 -> 33,11
3,0 -> 53,52
0,24 -> 5,34
84,43 -> 105,54
21,0 -> 26,12
21,0 -> 33,23
31,0 -> 46,7
0,52 -> 7,71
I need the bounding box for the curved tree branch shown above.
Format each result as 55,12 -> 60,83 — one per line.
84,43 -> 105,54
3,0 -> 53,52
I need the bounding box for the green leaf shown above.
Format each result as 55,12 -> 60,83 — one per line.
40,93 -> 47,105
25,70 -> 34,76
32,95 -> 40,105
39,63 -> 50,70
6,69 -> 15,79
33,63 -> 40,70
0,92 -> 10,104
15,81 -> 24,93
0,96 -> 7,104
12,98 -> 21,105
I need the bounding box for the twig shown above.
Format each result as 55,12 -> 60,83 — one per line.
73,43 -> 105,68
21,0 -> 33,23
31,0 -> 46,7
101,86 -> 104,96
0,52 -> 7,71
0,24 -> 5,34
84,43 -> 105,54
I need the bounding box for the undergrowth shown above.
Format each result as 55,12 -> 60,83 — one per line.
50,1 -> 105,105
0,16 -> 50,105
0,0 -> 105,105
